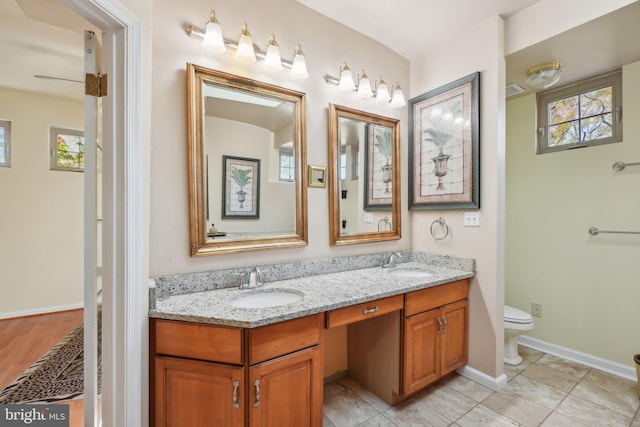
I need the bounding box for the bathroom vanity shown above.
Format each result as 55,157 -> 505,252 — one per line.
149,252 -> 474,427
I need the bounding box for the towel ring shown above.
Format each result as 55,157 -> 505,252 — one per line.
430,217 -> 449,240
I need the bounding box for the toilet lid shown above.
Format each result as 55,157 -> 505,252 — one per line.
504,305 -> 533,324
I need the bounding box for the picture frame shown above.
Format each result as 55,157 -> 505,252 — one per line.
363,123 -> 393,211
409,72 -> 480,210
308,165 -> 326,188
222,155 -> 260,219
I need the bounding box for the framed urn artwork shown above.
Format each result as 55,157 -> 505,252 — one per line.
222,155 -> 260,219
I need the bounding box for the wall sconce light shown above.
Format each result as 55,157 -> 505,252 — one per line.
338,63 -> 356,92
324,65 -> 405,108
187,10 -> 309,79
263,34 -> 283,72
356,70 -> 373,98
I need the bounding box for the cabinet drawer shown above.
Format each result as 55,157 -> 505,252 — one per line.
153,319 -> 243,364
405,279 -> 469,317
249,313 -> 324,365
326,295 -> 404,329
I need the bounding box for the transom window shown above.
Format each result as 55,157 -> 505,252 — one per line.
0,120 -> 11,168
536,70 -> 622,154
50,126 -> 85,172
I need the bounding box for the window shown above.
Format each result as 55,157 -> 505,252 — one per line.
537,70 -> 622,154
0,120 -> 11,168
339,149 -> 347,180
50,126 -> 85,172
278,148 -> 294,182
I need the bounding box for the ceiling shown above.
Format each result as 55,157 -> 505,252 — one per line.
1,0 -> 639,103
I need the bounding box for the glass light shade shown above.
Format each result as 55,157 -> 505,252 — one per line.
262,35 -> 283,72
201,15 -> 225,54
375,79 -> 391,103
234,23 -> 257,63
525,61 -> 562,90
338,64 -> 356,92
289,45 -> 309,79
390,83 -> 406,108
356,71 -> 373,98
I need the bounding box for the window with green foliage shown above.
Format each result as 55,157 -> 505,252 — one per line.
50,127 -> 85,171
536,70 -> 622,154
279,148 -> 294,182
0,120 -> 11,168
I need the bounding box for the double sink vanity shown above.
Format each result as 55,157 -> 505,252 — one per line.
149,252 -> 474,426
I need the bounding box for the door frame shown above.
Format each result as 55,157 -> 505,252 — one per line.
58,0 -> 147,426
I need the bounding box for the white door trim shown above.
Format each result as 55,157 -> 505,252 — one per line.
58,1 -> 145,426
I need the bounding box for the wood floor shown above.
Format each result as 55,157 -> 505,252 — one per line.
0,309 -> 85,426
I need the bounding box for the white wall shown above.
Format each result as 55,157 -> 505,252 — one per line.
0,87 -> 84,316
506,61 -> 640,368
150,0 -> 410,276
409,17 -> 506,378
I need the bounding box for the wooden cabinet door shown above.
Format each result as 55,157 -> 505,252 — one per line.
440,300 -> 469,375
403,308 -> 440,395
249,346 -> 322,427
154,356 -> 244,427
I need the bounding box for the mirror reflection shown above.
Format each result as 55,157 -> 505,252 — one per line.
328,104 -> 401,246
188,64 -> 308,255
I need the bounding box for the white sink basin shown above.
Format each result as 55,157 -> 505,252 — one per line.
388,269 -> 433,278
230,289 -> 303,309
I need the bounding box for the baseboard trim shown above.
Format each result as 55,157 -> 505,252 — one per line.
518,336 -> 637,382
0,303 -> 83,320
324,369 -> 349,384
456,365 -> 508,391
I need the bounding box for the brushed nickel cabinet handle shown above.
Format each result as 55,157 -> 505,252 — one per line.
363,306 -> 379,315
232,380 -> 240,409
253,379 -> 261,408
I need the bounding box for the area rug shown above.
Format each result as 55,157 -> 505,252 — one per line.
0,321 -> 101,404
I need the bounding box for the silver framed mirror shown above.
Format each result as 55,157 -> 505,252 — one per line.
187,64 -> 308,255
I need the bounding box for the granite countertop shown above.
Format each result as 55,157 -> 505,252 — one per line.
149,261 -> 474,328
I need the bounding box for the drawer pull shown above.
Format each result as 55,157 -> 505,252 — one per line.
253,379 -> 261,407
441,316 -> 448,333
436,317 -> 444,334
232,380 -> 240,409
363,306 -> 379,315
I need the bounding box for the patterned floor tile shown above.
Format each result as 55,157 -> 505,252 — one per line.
503,374 -> 567,409
570,369 -> 640,417
555,393 -> 631,427
482,390 -> 552,426
381,398 -> 451,427
521,363 -> 580,392
415,382 -> 477,421
534,354 -> 590,379
324,389 -> 380,427
456,405 -> 520,426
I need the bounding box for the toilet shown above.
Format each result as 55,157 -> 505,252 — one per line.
504,305 -> 534,365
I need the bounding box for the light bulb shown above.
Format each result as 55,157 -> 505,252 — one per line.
356,70 -> 373,98
375,78 -> 391,103
338,63 -> 356,92
390,83 -> 406,108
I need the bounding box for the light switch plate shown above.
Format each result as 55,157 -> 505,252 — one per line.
464,211 -> 480,227
364,213 -> 374,223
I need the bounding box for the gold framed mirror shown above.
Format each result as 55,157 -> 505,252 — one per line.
188,64 -> 308,256
328,104 -> 401,246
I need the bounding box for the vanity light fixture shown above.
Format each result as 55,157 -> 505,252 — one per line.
201,10 -> 225,53
324,64 -> 405,108
235,23 -> 257,63
290,45 -> 309,79
389,82 -> 406,108
356,70 -> 374,98
375,77 -> 391,103
263,34 -> 283,72
524,61 -> 562,90
186,10 -> 309,79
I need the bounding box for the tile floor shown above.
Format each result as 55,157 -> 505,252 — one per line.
323,346 -> 640,426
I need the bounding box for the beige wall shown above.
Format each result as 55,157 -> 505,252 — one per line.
409,17 -> 506,378
149,0 -> 410,276
505,61 -> 640,368
0,87 -> 84,316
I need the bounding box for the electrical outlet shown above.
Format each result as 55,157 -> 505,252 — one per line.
531,303 -> 542,318
464,211 -> 480,227
364,213 -> 374,223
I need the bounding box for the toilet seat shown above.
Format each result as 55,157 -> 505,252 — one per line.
504,305 -> 533,324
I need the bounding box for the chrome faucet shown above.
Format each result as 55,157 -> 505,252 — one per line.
382,252 -> 402,268
240,266 -> 263,289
